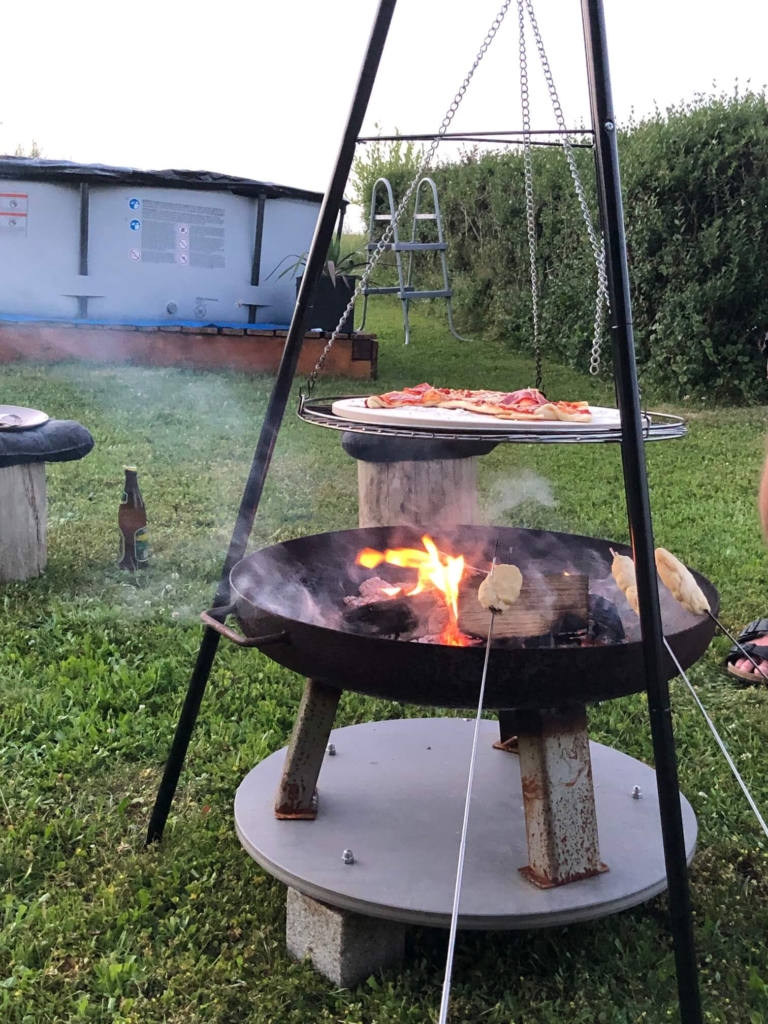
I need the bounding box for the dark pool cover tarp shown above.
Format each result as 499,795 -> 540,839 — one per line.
0,157 -> 327,205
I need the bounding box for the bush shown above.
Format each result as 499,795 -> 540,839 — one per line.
352,92 -> 768,403
620,91 -> 768,402
350,127 -> 425,224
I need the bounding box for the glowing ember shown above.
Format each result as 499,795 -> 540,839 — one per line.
356,535 -> 472,646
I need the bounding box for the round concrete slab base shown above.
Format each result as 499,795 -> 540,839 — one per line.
235,718 -> 697,930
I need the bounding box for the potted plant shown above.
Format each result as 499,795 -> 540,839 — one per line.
266,237 -> 368,334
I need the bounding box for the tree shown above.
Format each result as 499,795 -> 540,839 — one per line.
14,140 -> 43,158
349,125 -> 424,219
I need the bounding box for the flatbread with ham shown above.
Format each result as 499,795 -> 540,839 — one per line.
366,383 -> 592,423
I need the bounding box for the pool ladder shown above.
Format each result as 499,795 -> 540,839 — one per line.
358,176 -> 470,345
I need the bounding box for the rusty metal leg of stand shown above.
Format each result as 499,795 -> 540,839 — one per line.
275,679 -> 342,820
494,709 -> 519,753
516,703 -> 607,888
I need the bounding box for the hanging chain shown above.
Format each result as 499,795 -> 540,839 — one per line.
522,0 -> 609,375
517,1 -> 541,390
306,0 -> 514,393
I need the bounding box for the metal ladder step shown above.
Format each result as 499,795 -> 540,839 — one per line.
362,287 -> 453,300
365,241 -> 447,252
398,289 -> 452,300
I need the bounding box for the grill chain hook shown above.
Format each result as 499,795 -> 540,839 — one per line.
520,0 -> 609,378
306,1 -> 514,395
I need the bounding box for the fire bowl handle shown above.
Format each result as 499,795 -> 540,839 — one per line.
200,608 -> 287,648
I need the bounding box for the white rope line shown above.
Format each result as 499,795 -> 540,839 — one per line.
663,638 -> 768,841
438,610 -> 495,1024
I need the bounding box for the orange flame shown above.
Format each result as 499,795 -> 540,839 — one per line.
356,535 -> 471,646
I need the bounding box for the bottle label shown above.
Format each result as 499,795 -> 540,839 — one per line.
135,527 -> 149,564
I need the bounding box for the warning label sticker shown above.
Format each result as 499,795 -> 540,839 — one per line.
0,192 -> 28,236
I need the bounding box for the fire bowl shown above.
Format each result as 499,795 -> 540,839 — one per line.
224,525 -> 718,711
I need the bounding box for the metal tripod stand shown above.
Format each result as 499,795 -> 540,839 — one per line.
146,1 -> 704,1020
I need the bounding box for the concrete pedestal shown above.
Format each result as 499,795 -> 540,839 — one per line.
286,887 -> 405,987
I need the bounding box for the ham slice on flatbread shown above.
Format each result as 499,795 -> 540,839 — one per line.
366,384 -> 592,423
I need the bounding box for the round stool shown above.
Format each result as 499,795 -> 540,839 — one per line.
0,418 -> 94,582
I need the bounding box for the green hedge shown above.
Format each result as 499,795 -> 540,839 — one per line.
353,93 -> 768,403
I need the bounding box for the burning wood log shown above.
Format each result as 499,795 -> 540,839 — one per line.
342,586 -> 446,638
458,572 -> 589,639
343,577 -> 403,608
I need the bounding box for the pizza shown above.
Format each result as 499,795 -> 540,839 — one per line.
366,383 -> 592,423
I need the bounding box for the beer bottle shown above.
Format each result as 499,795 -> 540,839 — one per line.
119,466 -> 148,570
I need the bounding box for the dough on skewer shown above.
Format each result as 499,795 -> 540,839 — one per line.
478,564 -> 523,614
624,584 -> 640,616
655,547 -> 710,616
610,548 -> 638,612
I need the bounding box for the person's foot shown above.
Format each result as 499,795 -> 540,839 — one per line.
734,633 -> 768,678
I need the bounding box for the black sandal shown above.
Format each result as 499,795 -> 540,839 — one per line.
725,618 -> 768,682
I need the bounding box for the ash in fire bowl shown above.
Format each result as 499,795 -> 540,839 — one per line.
231,524 -> 714,651
341,541 -> 628,650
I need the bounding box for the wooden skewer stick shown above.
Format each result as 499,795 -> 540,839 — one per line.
616,544 -> 764,679
654,547 -> 767,679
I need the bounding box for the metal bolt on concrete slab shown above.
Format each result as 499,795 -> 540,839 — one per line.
327,743 -> 336,756
632,786 -> 642,799
342,849 -> 355,865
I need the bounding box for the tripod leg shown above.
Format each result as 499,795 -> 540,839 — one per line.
146,627 -> 221,843
144,0 -> 399,846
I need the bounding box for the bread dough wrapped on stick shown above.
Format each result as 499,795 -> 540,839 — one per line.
478,564 -> 523,614
655,547 -> 710,616
610,548 -> 640,615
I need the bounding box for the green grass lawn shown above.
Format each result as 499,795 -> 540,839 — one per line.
2,302 -> 768,1023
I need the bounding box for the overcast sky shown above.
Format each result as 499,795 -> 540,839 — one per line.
3,0 -> 766,223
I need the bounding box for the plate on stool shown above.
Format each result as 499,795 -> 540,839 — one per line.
0,406 -> 49,431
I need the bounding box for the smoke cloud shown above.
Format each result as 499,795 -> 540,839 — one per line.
480,470 -> 556,524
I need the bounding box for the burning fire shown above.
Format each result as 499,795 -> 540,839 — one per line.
357,536 -> 472,646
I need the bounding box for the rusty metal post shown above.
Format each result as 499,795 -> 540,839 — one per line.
494,709 -> 519,753
515,703 -> 607,888
275,679 -> 342,820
